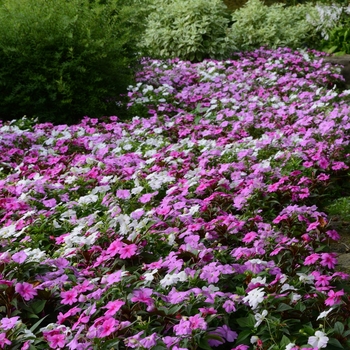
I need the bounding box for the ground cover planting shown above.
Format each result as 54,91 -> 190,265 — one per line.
1,47 -> 350,349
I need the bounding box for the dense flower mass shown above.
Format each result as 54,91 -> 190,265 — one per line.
0,47 -> 350,349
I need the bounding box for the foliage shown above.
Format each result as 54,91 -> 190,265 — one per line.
0,0 -> 145,125
229,0 -> 318,51
140,0 -> 232,62
1,48 -> 350,349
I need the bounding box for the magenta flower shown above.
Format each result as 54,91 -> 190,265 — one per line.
119,244 -> 138,259
304,253 -> 320,265
138,192 -> 158,203
99,318 -> 117,338
15,282 -> 37,301
61,289 -> 78,305
47,333 -> 66,349
320,253 -> 337,269
325,289 -> 344,306
0,333 -> 11,348
103,299 -> 125,316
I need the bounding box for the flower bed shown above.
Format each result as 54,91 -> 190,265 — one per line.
0,47 -> 350,349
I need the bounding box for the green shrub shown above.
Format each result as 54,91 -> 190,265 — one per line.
0,0 -> 146,124
140,0 -> 232,62
229,0 -> 318,51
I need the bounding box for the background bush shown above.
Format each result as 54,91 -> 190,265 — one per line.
140,0 -> 232,62
0,0 -> 147,124
229,0 -> 319,51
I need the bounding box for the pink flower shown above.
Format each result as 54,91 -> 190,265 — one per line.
326,230 -> 340,241
173,319 -> 192,335
119,244 -> 138,259
12,251 -> 27,263
189,314 -> 207,330
304,253 -> 320,265
103,300 -> 125,317
325,289 -> 344,306
139,333 -> 158,349
242,231 -> 258,243
139,192 -> 158,203
99,318 -> 117,338
61,289 -> 78,305
47,333 -> 66,349
0,333 -> 11,348
0,316 -> 19,330
106,239 -> 124,257
15,282 -> 37,301
21,341 -> 30,350
320,253 -> 337,269
130,288 -> 153,306
116,189 -> 131,199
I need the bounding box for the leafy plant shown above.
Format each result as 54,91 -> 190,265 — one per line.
229,0 -> 318,51
0,0 -> 146,125
140,0 -> 232,62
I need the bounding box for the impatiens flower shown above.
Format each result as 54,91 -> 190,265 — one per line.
242,288 -> 265,309
317,308 -> 334,320
0,333 -> 11,348
12,251 -> 27,263
189,314 -> 207,331
116,189 -> 131,199
304,254 -> 320,265
15,282 -> 37,301
139,333 -> 158,349
98,318 -> 117,338
254,309 -> 268,327
308,330 -> 329,349
119,244 -> 138,259
320,253 -> 337,269
0,316 -> 20,330
103,299 -> 125,317
47,333 -> 66,349
130,288 -> 153,306
324,289 -> 344,306
173,318 -> 192,335
60,289 -> 78,305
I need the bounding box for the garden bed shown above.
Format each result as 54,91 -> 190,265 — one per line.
0,47 -> 350,349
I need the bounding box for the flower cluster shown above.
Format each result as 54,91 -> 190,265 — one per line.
0,47 -> 350,349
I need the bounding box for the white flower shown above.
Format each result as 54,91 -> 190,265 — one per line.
308,330 -> 329,349
250,336 -> 259,344
78,194 -> 98,204
254,309 -> 268,327
317,308 -> 334,320
285,343 -> 296,350
297,272 -> 315,284
242,288 -> 265,310
143,269 -> 158,282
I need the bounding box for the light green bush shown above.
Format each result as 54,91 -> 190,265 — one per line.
140,0 -> 232,62
229,0 -> 318,51
0,0 -> 147,124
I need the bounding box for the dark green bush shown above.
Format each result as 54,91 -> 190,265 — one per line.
0,0 -> 146,124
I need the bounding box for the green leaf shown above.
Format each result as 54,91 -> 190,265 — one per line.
31,299 -> 46,314
280,335 -> 291,347
334,322 -> 345,335
276,303 -> 293,312
30,315 -> 48,333
328,337 -> 344,349
236,329 -> 252,343
236,314 -> 256,328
